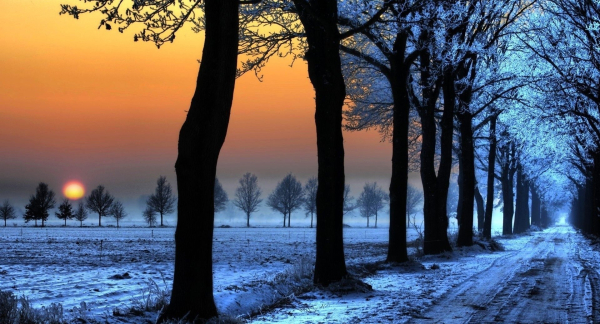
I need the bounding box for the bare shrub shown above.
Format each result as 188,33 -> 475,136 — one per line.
0,290 -> 65,324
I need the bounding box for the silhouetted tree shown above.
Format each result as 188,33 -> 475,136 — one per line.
60,0 -> 254,321
74,202 -> 87,227
55,199 -> 74,226
357,182 -> 387,228
110,201 -> 127,228
214,178 -> 229,213
406,185 -> 423,226
303,177 -> 318,228
267,174 -> 303,227
343,185 -> 356,216
86,185 -> 114,226
0,200 -> 16,227
23,182 -> 56,227
143,206 -> 158,227
147,176 -> 177,227
233,173 -> 262,227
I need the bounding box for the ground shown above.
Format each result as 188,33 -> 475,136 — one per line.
0,225 -> 598,323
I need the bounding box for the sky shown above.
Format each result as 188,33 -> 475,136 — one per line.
0,0 -> 399,223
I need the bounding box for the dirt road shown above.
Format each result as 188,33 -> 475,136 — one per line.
410,226 -> 599,323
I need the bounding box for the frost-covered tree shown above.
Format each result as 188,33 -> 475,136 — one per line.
0,200 -> 16,227
303,177 -> 318,228
86,185 -> 114,227
55,199 -> 74,226
233,173 -> 262,228
74,202 -> 88,227
214,178 -> 229,213
147,176 -> 177,227
110,201 -> 127,228
24,182 -> 56,227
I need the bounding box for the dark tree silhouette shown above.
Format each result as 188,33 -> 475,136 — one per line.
23,182 -> 56,227
267,173 -> 303,227
86,185 -> 114,227
55,199 -> 74,226
357,182 -> 387,228
110,201 -> 127,228
303,177 -> 318,228
74,202 -> 88,227
59,0 -> 255,321
233,173 -> 262,227
0,200 -> 17,227
147,176 -> 177,226
143,206 -> 158,227
292,0 -> 349,285
214,178 -> 229,213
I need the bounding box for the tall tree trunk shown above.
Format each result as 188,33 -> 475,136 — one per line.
483,116 -> 497,239
367,216 -> 369,228
288,212 -> 291,228
513,164 -> 530,234
311,212 -> 314,228
158,1 -> 239,322
500,148 -> 515,236
530,186 -> 541,227
247,212 -> 251,228
161,212 -> 164,227
456,110 -> 475,247
283,212 -> 286,228
386,32 -> 410,263
375,211 -> 378,228
474,186 -> 485,233
294,0 -> 347,286
421,61 -> 452,255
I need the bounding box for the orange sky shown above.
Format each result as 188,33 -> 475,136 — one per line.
0,1 -> 394,215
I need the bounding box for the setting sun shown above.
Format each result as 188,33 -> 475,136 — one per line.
63,181 -> 85,200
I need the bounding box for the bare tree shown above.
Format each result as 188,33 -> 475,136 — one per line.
86,185 -> 114,226
23,182 -> 56,227
55,199 -> 74,226
357,182 -> 387,228
406,185 -> 423,228
147,176 -> 177,227
143,206 -> 157,227
214,178 -> 229,213
343,185 -> 356,216
73,202 -> 88,227
0,200 -> 16,227
267,174 -> 304,227
233,173 -> 262,227
110,200 -> 127,228
303,177 -> 318,228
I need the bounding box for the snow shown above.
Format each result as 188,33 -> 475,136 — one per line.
0,225 -> 597,323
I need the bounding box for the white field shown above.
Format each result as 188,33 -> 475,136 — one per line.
1,225 -> 597,323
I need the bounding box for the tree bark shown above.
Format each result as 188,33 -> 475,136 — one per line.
483,116 -> 497,239
513,164 -> 530,234
474,186 -> 485,233
456,110 -> 475,247
294,0 -> 347,286
158,1 -> 239,322
386,31 -> 411,263
530,186 -> 541,227
420,59 -> 452,255
247,212 -> 251,228
288,211 -> 291,228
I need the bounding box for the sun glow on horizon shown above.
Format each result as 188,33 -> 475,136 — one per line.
63,181 -> 85,200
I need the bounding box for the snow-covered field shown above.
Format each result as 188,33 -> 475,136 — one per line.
1,225 -> 598,323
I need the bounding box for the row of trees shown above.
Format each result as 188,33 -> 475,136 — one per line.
59,0 -> 595,321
